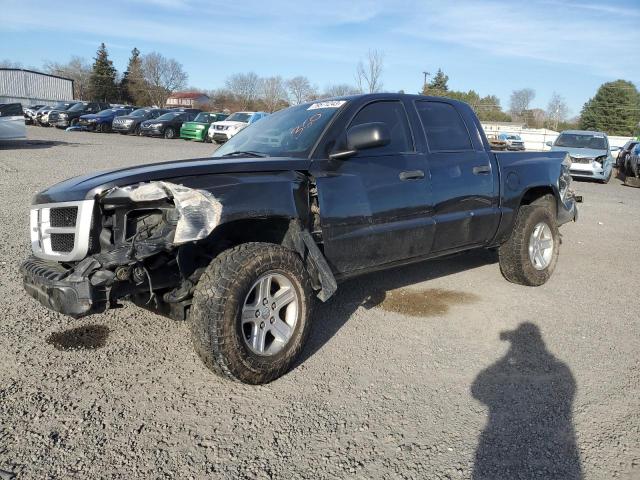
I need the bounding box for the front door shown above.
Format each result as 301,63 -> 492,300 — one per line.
313,100 -> 435,274
414,100 -> 500,252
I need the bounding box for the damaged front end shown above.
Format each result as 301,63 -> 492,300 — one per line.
21,182 -> 223,319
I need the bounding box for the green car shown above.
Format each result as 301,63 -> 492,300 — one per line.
180,112 -> 228,142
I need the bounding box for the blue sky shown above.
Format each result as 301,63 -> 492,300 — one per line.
1,0 -> 639,115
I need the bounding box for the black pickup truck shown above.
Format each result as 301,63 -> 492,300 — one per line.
21,94 -> 577,384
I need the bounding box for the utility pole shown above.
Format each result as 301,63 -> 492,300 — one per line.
422,71 -> 430,94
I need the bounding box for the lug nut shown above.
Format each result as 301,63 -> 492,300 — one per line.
255,310 -> 260,318
270,317 -> 275,324
260,321 -> 265,329
271,303 -> 276,310
262,298 -> 268,306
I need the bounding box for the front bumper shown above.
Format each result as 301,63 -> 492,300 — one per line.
112,122 -> 136,133
557,192 -> 579,225
55,119 -> 70,128
569,164 -> 607,180
140,127 -> 163,137
180,128 -> 206,141
20,256 -> 110,318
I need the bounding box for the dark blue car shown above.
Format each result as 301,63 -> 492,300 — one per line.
78,107 -> 135,132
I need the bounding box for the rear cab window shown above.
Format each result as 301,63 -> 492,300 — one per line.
415,101 -> 473,152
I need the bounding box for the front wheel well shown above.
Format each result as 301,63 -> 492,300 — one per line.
520,186 -> 556,207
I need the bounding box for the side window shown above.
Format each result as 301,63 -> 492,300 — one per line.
415,101 -> 472,152
349,101 -> 413,155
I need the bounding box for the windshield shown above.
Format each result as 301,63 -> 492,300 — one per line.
506,135 -> 521,140
213,102 -> 346,159
97,109 -> 115,116
68,103 -> 88,112
226,112 -> 252,123
194,113 -> 211,123
555,133 -> 607,150
130,109 -> 149,117
53,102 -> 75,110
157,112 -> 182,121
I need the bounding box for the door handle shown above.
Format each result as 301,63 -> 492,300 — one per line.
473,165 -> 491,175
399,170 -> 425,181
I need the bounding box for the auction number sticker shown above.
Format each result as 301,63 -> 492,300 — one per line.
307,101 -> 347,110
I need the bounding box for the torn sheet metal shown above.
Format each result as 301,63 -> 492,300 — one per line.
109,181 -> 223,245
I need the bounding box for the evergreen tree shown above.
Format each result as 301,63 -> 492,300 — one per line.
120,47 -> 145,104
89,43 -> 118,102
580,80 -> 640,136
423,68 -> 449,95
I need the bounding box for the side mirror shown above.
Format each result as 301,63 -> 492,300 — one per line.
330,122 -> 391,160
545,141 -> 553,147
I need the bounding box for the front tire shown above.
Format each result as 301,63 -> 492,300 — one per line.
190,243 -> 313,384
164,127 -> 175,139
498,199 -> 559,286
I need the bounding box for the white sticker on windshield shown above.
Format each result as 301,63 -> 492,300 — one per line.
307,101 -> 347,110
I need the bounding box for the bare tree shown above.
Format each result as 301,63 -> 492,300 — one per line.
44,56 -> 92,99
321,84 -> 360,98
225,72 -> 261,109
546,92 -> 569,130
0,59 -> 22,68
141,52 -> 188,107
286,76 -> 317,105
261,76 -> 288,112
355,49 -> 384,93
509,88 -> 536,119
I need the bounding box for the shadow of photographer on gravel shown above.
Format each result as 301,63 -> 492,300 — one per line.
471,322 -> 582,480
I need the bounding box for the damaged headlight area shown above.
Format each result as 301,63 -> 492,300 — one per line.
559,154 -> 572,202
23,182 -> 224,319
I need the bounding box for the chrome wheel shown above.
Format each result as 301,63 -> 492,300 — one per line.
241,272 -> 299,356
528,222 -> 554,270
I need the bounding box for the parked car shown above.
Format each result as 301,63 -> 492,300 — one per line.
0,103 -> 26,140
78,107 -> 136,132
112,108 -> 169,135
51,101 -> 111,128
498,133 -> 525,151
487,134 -> 507,151
20,93 -> 578,384
23,104 -> 46,125
547,130 -> 614,183
208,111 -> 268,143
625,142 -> 640,178
35,102 -> 77,126
618,139 -> 639,170
180,112 -> 229,142
139,109 -> 201,139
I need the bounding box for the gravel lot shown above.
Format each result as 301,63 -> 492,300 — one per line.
0,126 -> 638,479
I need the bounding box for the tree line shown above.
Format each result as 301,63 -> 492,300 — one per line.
42,44 -> 188,108
2,46 -> 638,135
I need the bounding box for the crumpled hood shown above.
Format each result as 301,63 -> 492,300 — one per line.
34,156 -> 312,204
550,146 -> 607,159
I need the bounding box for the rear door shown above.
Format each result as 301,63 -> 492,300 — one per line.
314,100 -> 434,274
414,100 -> 499,251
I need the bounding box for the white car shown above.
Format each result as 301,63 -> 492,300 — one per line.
0,103 -> 26,140
208,111 -> 268,143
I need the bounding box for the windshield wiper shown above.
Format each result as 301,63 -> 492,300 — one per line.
220,151 -> 268,158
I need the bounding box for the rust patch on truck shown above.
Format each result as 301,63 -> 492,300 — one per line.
378,288 -> 479,317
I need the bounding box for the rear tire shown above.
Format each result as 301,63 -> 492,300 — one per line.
190,243 -> 313,384
498,197 -> 559,286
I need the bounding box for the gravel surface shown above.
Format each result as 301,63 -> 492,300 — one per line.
0,126 -> 638,479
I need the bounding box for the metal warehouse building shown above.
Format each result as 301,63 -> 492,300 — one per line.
0,68 -> 74,105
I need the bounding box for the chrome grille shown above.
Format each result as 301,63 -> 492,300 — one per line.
50,233 -> 75,252
50,206 -> 77,227
30,200 -> 94,262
